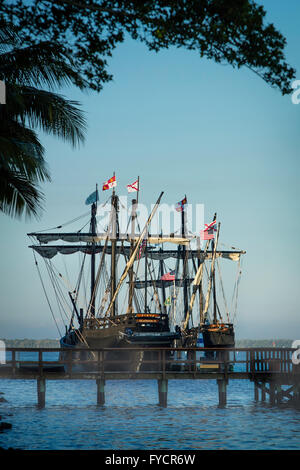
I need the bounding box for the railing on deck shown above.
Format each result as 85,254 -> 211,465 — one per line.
1,347 -> 299,377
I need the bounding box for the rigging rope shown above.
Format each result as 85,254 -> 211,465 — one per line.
232,259 -> 242,325
33,211 -> 91,233
216,258 -> 230,322
32,251 -> 62,337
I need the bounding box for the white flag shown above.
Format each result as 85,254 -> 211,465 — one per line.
126,179 -> 139,193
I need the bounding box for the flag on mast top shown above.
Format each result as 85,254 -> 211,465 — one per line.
126,179 -> 139,193
85,189 -> 99,205
200,220 -> 217,240
102,175 -> 117,191
175,196 -> 187,212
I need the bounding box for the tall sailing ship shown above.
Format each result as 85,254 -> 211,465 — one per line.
28,176 -> 245,370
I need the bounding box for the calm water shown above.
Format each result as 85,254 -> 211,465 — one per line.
0,352 -> 299,450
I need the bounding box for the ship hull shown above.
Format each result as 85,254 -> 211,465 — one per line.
59,317 -> 180,372
201,324 -> 235,348
59,331 -> 144,372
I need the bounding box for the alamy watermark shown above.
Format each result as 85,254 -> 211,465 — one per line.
292,340 -> 300,365
291,80 -> 300,104
0,340 -> 5,364
0,80 -> 5,104
96,196 -> 205,245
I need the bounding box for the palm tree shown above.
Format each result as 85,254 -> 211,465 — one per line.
0,20 -> 87,219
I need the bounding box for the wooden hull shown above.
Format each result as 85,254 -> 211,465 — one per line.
201,324 -> 235,348
60,315 -> 180,372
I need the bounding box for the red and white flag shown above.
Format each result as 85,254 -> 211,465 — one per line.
200,220 -> 217,240
160,270 -> 175,281
175,196 -> 187,212
127,179 -> 139,193
102,175 -> 116,191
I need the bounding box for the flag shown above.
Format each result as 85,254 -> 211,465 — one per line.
175,196 -> 187,212
127,179 -> 139,193
164,296 -> 171,306
102,175 -> 116,191
160,270 -> 175,281
85,190 -> 99,205
200,220 -> 217,240
138,237 -> 147,259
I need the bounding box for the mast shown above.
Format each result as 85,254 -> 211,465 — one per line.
144,239 -> 148,313
211,213 -> 217,323
128,198 -> 137,313
110,180 -> 118,317
202,220 -> 220,325
128,176 -> 139,314
182,196 -> 189,321
212,239 -> 217,324
104,192 -> 164,318
182,239 -> 210,331
90,185 -> 98,317
159,249 -> 167,313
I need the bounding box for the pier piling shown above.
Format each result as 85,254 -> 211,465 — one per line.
96,379 -> 105,406
254,381 -> 259,402
158,379 -> 168,407
261,382 -> 266,402
269,382 -> 276,405
37,378 -> 46,408
217,379 -> 227,407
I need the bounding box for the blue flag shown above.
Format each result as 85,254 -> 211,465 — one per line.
85,190 -> 99,205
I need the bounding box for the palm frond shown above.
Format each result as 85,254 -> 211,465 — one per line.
0,166 -> 44,220
0,41 -> 88,90
1,85 -> 86,147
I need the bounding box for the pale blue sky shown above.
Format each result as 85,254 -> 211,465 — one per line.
1,0 -> 300,339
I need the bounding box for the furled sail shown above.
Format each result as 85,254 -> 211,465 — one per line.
129,279 -> 194,289
28,232 -> 194,245
29,244 -> 245,261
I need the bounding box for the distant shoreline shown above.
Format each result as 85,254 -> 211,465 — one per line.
1,338 -> 295,348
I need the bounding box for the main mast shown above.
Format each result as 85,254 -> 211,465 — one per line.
182,196 -> 189,323
111,185 -> 119,317
211,213 -> 217,324
128,176 -> 139,314
90,185 -> 98,317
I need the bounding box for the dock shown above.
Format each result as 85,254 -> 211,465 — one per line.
0,347 -> 299,408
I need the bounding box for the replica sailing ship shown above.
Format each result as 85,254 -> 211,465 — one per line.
28,176 -> 245,370
28,177 -> 186,370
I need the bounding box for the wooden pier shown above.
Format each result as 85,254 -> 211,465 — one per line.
0,347 -> 299,408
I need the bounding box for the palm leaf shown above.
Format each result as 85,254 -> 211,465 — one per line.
0,20 -> 88,220
0,166 -> 44,220
1,85 -> 86,147
0,40 -> 88,91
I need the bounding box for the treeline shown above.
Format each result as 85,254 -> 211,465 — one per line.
1,338 -> 294,348
235,339 -> 293,348
1,339 -> 59,348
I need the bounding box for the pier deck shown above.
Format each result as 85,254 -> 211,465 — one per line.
0,347 -> 299,407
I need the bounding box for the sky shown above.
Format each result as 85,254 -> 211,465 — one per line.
1,0 -> 300,340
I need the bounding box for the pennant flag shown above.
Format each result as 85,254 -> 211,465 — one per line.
164,296 -> 172,306
200,220 -> 217,240
138,238 -> 147,259
175,196 -> 187,212
85,190 -> 99,205
127,179 -> 139,193
102,175 -> 116,191
160,270 -> 175,281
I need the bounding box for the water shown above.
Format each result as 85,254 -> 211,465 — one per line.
0,352 -> 299,450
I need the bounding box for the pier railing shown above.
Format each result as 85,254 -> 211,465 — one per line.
1,347 -> 299,377
1,347 -> 299,408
